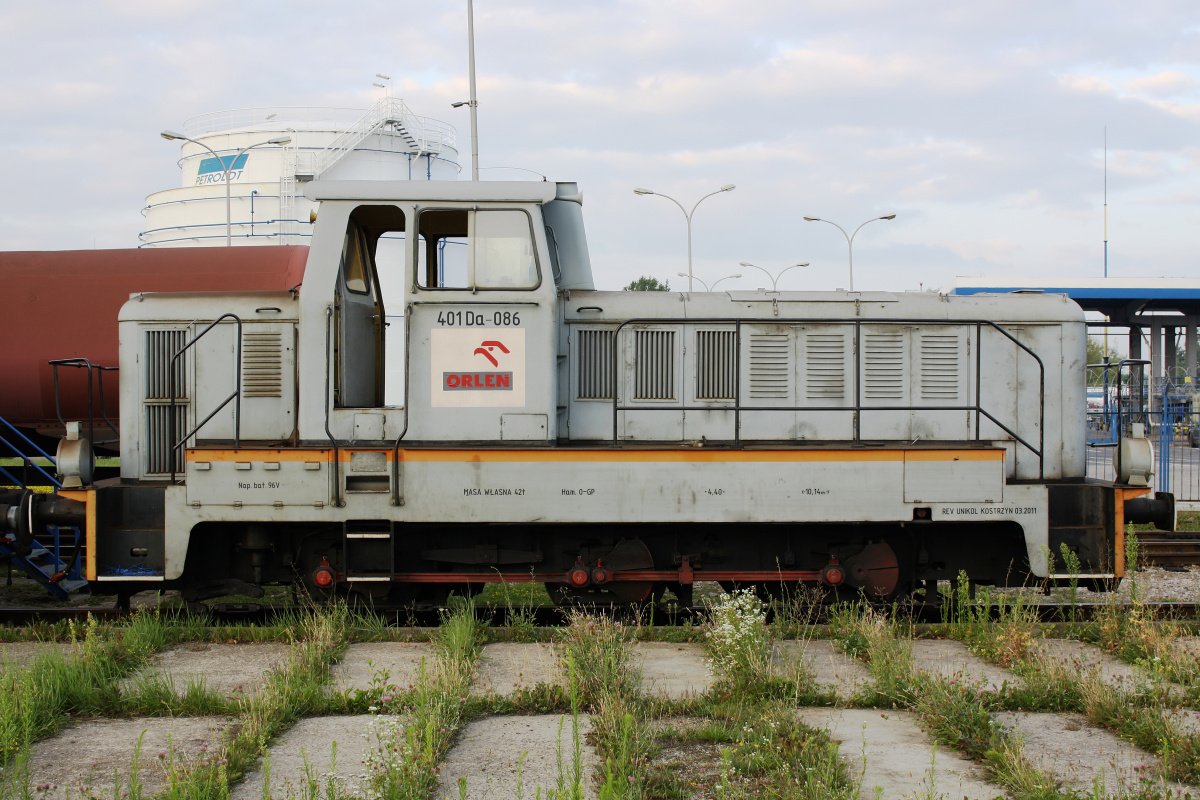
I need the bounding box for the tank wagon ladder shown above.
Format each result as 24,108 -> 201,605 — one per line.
0,416 -> 88,600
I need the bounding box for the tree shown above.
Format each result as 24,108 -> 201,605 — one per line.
1087,336 -> 1120,387
623,276 -> 670,291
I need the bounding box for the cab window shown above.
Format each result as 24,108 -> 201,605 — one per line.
417,209 -> 539,290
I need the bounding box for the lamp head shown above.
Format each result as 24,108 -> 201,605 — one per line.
803,216 -> 820,222
451,100 -> 469,108
730,273 -> 742,279
376,73 -> 391,80
677,272 -> 689,278
880,214 -> 897,220
267,136 -> 292,145
160,130 -> 186,141
633,187 -> 654,195
794,262 -> 810,267
720,184 -> 736,192
738,261 -> 754,267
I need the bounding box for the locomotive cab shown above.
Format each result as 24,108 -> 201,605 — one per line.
294,180 -> 574,446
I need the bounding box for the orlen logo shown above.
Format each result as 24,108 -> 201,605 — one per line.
443,340 -> 513,390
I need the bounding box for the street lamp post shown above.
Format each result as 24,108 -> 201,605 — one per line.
802,214 -> 896,292
161,131 -> 292,246
738,262 -> 809,292
634,184 -> 736,293
678,272 -> 741,292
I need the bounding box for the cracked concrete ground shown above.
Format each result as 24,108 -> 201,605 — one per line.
796,707 -> 1003,800
121,642 -> 292,698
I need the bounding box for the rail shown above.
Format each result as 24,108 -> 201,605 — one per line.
606,317 -> 1046,478
1084,360 -> 1151,485
49,358 -> 120,449
169,314 -> 244,483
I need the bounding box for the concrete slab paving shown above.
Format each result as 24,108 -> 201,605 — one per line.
436,714 -> 599,800
773,639 -> 873,699
232,714 -> 409,799
0,640 -> 76,667
1163,708 -> 1200,738
633,642 -> 712,699
471,642 -> 564,697
1171,636 -> 1200,661
331,641 -> 437,694
25,717 -> 233,800
121,642 -> 292,699
796,707 -> 1002,800
995,711 -> 1189,796
1034,639 -> 1154,690
910,638 -> 1022,692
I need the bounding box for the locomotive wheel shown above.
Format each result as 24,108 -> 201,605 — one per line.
548,538 -> 655,606
841,542 -> 901,597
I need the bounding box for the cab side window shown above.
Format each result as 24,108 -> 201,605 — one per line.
417,209 -> 539,290
340,221 -> 370,294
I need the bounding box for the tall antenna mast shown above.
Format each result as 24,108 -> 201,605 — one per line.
467,0 -> 480,181
1104,126 -> 1108,278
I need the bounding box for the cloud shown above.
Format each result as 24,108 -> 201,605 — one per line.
1125,69 -> 1197,97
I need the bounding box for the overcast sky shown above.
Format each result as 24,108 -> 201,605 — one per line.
2,1 -> 1198,292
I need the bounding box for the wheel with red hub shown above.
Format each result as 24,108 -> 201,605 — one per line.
547,539 -> 656,606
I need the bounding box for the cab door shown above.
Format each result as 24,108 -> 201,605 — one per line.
335,220 -> 384,408
405,207 -> 556,442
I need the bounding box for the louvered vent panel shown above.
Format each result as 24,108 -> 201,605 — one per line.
634,330 -> 675,400
864,333 -> 905,399
749,334 -> 789,399
243,331 -> 283,398
145,330 -> 187,400
144,329 -> 188,475
920,333 -> 960,400
805,333 -> 845,399
576,329 -> 615,399
145,404 -> 187,475
696,330 -> 736,400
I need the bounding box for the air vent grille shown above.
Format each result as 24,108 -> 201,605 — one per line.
749,334 -> 789,399
920,333 -> 960,400
864,333 -> 905,399
143,328 -> 189,475
145,405 -> 187,475
576,329 -> 614,400
805,333 -> 845,399
634,329 -> 675,400
243,331 -> 283,398
145,329 -> 187,400
696,330 -> 736,400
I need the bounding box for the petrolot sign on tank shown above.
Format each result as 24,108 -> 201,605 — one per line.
431,328 -> 526,407
194,154 -> 249,185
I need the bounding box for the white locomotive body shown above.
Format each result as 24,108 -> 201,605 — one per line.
10,179 -> 1165,605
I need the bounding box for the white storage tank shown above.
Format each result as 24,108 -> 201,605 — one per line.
141,98 -> 459,248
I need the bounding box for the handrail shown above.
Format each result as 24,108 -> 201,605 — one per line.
603,317 -> 1046,478
324,306 -> 342,507
1089,359 -> 1150,484
49,358 -> 120,448
169,314 -> 243,483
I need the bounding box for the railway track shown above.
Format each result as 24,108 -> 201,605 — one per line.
3,598 -> 1199,625
1135,530 -> 1200,567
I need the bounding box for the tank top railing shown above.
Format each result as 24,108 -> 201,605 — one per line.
605,317 -> 1046,480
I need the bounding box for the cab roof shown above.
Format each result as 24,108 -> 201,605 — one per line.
304,180 -> 558,204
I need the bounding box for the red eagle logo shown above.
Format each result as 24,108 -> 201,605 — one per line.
473,340 -> 510,367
